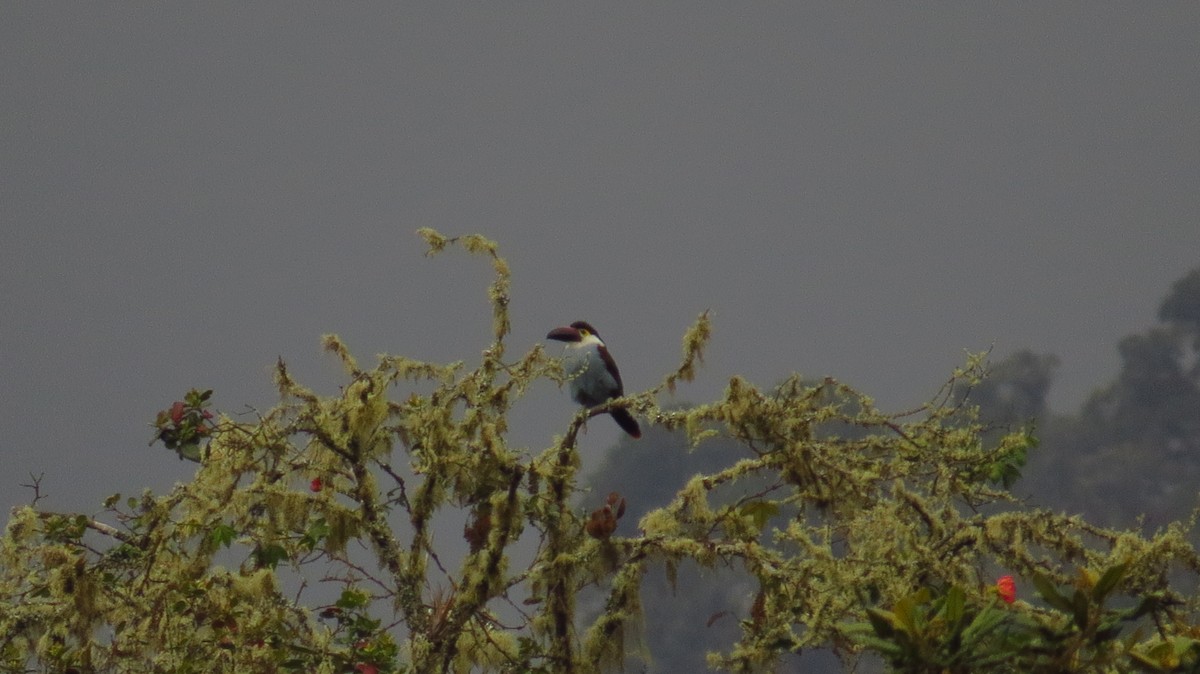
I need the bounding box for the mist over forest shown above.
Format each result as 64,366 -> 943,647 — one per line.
981,267 -> 1200,528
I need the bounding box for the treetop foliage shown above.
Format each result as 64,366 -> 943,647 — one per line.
4,232 -> 1200,673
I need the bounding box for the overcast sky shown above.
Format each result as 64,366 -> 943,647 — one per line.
3,5 -> 1199,516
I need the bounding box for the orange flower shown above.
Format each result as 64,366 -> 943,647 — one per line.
996,575 -> 1016,604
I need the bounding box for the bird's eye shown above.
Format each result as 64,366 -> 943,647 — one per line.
579,329 -> 590,336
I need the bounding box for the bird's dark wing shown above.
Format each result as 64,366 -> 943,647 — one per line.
596,344 -> 624,395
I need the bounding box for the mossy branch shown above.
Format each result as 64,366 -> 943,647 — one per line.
5,232 -> 1200,674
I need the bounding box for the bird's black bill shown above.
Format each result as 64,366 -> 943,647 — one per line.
546,326 -> 580,342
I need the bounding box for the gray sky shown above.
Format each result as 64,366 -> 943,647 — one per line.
3,5 -> 1199,515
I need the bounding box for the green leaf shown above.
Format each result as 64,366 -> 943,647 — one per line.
892,588 -> 930,634
1071,588 -> 1090,630
960,606 -> 1008,647
740,501 -> 780,532
176,440 -> 203,463
1032,573 -> 1074,613
867,608 -> 897,638
301,517 -> 331,550
252,543 -> 289,569
943,586 -> 966,634
207,523 -> 237,549
337,588 -> 370,610
1091,563 -> 1127,602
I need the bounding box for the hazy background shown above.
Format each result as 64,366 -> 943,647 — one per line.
3,5 -> 1198,521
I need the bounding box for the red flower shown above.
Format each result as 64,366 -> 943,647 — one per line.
169,401 -> 186,424
355,664 -> 379,674
996,575 -> 1016,604
310,477 -> 323,492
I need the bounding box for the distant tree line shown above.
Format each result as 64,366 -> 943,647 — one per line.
977,268 -> 1200,528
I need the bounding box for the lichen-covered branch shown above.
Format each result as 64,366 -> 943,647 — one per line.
4,231 -> 1200,674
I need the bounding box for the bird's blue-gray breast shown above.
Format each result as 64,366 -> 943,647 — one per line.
563,344 -> 620,408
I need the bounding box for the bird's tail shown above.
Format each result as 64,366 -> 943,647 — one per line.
610,408 -> 641,439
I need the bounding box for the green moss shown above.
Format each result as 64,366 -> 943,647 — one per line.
4,231 -> 1200,673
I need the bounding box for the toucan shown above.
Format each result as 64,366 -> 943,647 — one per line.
546,321 -> 641,438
